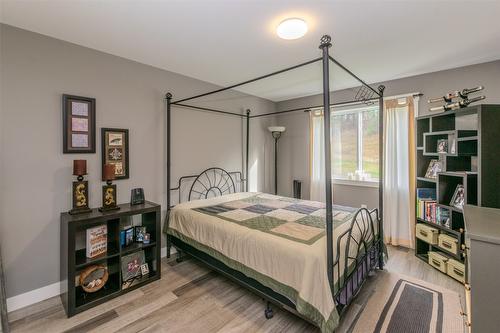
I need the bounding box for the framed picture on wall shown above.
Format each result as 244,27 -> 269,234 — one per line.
63,95 -> 96,153
101,128 -> 129,180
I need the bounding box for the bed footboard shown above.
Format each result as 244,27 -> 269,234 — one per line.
333,207 -> 383,313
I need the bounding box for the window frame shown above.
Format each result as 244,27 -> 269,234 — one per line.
312,105 -> 380,187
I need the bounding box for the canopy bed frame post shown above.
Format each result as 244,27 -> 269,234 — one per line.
165,92 -> 172,258
246,109 -> 250,192
164,35 -> 388,329
377,85 -> 385,270
319,35 -> 335,293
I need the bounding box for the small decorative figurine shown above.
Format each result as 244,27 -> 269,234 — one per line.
99,164 -> 119,212
69,160 -> 92,215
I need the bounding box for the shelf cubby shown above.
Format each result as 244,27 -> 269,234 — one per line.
437,172 -> 477,207
75,256 -> 120,309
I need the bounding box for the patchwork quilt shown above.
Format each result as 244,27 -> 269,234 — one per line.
166,192 -> 375,333
193,193 -> 356,245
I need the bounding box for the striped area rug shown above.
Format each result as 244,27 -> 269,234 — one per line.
352,272 -> 464,333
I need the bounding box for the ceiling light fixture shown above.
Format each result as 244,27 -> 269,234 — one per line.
276,18 -> 308,40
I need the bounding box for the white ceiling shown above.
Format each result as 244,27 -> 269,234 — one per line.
2,0 -> 500,102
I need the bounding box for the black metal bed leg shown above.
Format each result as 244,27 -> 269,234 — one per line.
378,241 -> 384,270
166,235 -> 172,259
176,249 -> 184,263
264,301 -> 274,319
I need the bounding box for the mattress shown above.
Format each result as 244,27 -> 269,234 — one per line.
166,192 -> 378,333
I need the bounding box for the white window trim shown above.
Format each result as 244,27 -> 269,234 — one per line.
329,105 -> 380,183
332,178 -> 379,188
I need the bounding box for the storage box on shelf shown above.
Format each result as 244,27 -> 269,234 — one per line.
416,224 -> 439,244
60,201 -> 161,317
447,258 -> 465,284
438,233 -> 459,257
428,251 -> 449,273
414,104 -> 500,284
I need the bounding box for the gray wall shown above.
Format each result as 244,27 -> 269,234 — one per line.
274,60 -> 500,208
0,24 -> 275,299
2,22 -> 499,301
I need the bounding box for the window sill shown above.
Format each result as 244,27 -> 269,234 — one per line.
332,179 -> 379,188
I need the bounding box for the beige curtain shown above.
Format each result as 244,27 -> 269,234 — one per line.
309,110 -> 326,202
383,97 -> 416,248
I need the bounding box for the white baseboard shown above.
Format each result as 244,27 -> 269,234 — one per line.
7,246 -> 174,313
6,281 -> 62,313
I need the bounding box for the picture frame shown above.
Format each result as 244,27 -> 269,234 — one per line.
140,263 -> 149,276
120,227 -> 134,247
63,95 -> 96,154
134,226 -> 146,243
130,188 -> 145,205
121,250 -> 145,283
450,184 -> 465,210
101,128 -> 129,180
424,159 -> 443,179
436,139 -> 448,153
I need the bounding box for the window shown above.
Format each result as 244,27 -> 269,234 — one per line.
312,105 -> 379,184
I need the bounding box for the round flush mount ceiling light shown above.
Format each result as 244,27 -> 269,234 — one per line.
276,18 -> 308,40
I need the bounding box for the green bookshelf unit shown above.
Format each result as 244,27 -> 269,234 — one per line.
415,104 -> 500,283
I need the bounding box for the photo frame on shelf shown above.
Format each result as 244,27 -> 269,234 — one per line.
134,226 -> 146,243
424,159 -> 443,179
63,95 -> 96,153
120,227 -> 134,247
101,128 -> 129,180
450,184 -> 465,210
121,250 -> 145,285
140,263 -> 149,276
437,139 -> 448,153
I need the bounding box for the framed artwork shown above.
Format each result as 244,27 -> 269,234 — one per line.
134,226 -> 146,243
101,128 -> 129,180
450,185 -> 465,210
436,139 -> 448,153
63,95 -> 96,153
121,250 -> 145,283
424,159 -> 443,179
140,263 -> 150,276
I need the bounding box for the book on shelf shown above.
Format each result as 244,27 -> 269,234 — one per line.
416,187 -> 437,223
417,188 -> 436,200
436,207 -> 451,228
418,200 -> 437,222
86,225 -> 107,258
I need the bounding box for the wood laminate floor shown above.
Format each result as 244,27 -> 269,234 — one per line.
8,246 -> 463,333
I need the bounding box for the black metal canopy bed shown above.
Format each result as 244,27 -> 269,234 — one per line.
164,35 -> 386,333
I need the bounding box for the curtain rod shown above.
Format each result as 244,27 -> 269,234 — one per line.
385,92 -> 423,100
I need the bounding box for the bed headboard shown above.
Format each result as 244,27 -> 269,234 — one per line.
170,167 -> 244,205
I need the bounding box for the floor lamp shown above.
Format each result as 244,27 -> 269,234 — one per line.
268,126 -> 286,195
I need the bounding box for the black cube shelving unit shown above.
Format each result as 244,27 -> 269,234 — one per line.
415,104 -> 500,276
61,201 -> 161,317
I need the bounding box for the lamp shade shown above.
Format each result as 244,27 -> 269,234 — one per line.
268,126 -> 286,133
103,164 -> 116,181
73,160 -> 87,176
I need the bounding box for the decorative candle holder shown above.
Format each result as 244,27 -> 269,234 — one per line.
99,164 -> 120,212
69,160 -> 92,215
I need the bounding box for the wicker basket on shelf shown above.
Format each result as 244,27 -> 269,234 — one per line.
79,264 -> 108,293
